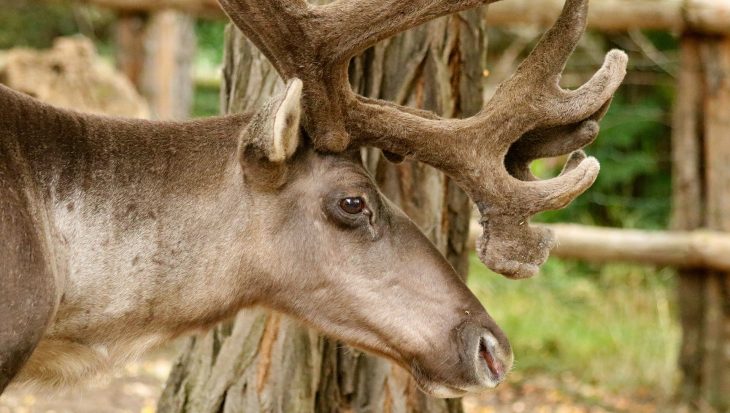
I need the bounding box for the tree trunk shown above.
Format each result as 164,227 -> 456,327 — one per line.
672,34 -> 730,412
157,7 -> 486,413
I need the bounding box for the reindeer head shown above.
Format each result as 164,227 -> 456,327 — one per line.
226,0 -> 626,397
233,79 -> 510,396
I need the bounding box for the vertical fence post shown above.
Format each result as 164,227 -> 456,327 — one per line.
115,10 -> 196,120
115,12 -> 147,89
672,33 -> 730,411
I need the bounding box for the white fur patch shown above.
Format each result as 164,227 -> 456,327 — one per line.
15,334 -> 169,389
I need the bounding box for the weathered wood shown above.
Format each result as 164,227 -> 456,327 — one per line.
487,0 -> 730,34
697,35 -> 730,411
157,7 -> 487,413
140,9 -> 196,119
489,0 -> 683,31
671,39 -> 704,232
688,0 -> 730,36
85,0 -> 730,35
115,9 -> 196,119
548,225 -> 730,271
114,13 -> 147,88
466,222 -> 730,271
89,0 -> 222,19
704,38 -> 730,234
671,34 -> 730,411
672,37 -> 705,408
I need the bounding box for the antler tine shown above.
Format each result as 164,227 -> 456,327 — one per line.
512,0 -> 588,82
505,99 -> 611,181
341,0 -> 628,278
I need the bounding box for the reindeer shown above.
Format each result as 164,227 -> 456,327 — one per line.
0,0 -> 626,397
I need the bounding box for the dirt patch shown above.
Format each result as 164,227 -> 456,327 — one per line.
463,372 -> 668,413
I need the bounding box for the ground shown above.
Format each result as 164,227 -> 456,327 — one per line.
0,343 -> 663,413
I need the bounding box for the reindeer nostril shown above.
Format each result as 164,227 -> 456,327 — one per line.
479,337 -> 504,379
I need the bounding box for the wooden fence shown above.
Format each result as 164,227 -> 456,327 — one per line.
468,223 -> 730,272
84,0 -> 730,34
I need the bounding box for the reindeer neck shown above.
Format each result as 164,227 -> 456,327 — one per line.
0,85 -> 250,203
1,84 -> 261,344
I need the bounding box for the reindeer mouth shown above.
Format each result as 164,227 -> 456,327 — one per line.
407,328 -> 511,398
479,336 -> 505,381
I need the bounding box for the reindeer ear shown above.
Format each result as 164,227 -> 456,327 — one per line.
242,78 -> 303,163
270,78 -> 303,162
239,79 -> 304,189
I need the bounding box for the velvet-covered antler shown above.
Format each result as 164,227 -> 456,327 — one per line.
219,0 -> 628,279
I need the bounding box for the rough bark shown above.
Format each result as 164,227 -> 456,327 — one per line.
672,35 -> 730,411
156,6 -> 486,413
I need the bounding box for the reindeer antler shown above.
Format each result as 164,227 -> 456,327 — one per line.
219,0 -> 628,279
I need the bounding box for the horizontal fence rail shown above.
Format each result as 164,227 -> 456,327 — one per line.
86,0 -> 222,18
487,0 -> 730,35
83,0 -> 730,35
469,222 -> 730,272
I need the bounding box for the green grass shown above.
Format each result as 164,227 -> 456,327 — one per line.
468,254 -> 680,398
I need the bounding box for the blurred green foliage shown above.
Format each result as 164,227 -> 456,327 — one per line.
196,19 -> 226,68
192,20 -> 225,117
0,0 -> 113,50
537,88 -> 673,229
193,84 -> 221,117
535,32 -> 677,230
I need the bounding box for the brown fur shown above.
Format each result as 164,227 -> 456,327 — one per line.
0,81 -> 511,397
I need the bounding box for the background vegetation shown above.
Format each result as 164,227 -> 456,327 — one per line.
479,27 -> 679,403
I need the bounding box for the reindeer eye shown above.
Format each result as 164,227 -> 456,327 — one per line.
339,197 -> 365,214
